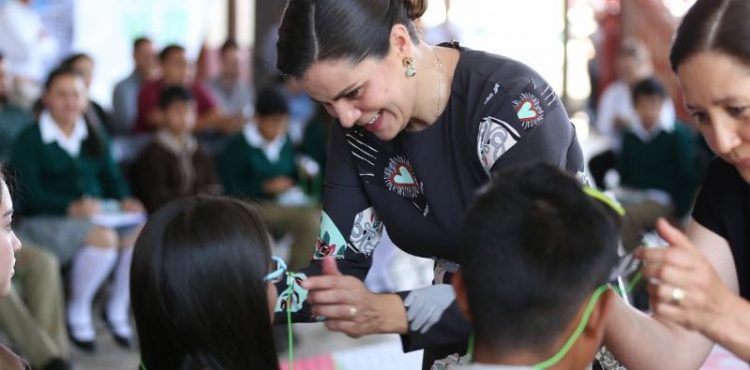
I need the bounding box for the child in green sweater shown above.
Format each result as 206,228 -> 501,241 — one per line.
218,88 -> 319,271
11,68 -> 144,351
616,77 -> 698,227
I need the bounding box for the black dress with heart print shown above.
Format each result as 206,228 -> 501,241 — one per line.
273,44 -> 585,368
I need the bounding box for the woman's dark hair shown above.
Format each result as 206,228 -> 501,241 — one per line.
131,196 -> 279,370
277,0 -> 427,78
670,0 -> 750,72
43,67 -> 105,157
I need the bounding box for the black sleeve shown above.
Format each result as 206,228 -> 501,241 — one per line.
397,66 -> 584,355
273,123 -> 384,322
485,76 -> 583,175
692,158 -> 732,237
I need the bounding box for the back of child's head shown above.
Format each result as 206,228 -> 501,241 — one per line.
131,196 -> 279,370
255,87 -> 289,117
458,162 -> 620,356
159,85 -> 193,109
631,77 -> 667,103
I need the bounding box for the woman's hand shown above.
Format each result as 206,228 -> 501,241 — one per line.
301,257 -> 408,338
636,218 -> 735,334
120,198 -> 145,213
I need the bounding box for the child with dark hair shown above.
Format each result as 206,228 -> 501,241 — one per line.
131,86 -> 222,213
444,162 -> 620,369
616,77 -> 697,227
11,67 -> 145,351
131,196 -> 280,370
218,87 -> 319,271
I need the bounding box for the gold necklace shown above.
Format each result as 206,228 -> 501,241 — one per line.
430,46 -> 443,122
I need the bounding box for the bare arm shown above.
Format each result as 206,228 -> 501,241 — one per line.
604,293 -> 714,369
685,220 -> 750,362
604,218 -> 741,369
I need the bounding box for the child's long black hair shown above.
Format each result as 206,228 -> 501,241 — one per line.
131,196 -> 279,370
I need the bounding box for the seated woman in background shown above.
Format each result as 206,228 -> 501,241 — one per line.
131,196 -> 280,369
10,67 -> 144,351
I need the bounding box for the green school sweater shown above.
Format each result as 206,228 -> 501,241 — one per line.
0,103 -> 34,162
10,124 -> 130,216
218,133 -> 297,200
617,123 -> 698,217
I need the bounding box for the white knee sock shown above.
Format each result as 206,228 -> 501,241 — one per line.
67,245 -> 118,341
106,246 -> 133,337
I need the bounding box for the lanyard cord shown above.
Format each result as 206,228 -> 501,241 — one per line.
286,271 -> 295,370
465,285 -> 611,369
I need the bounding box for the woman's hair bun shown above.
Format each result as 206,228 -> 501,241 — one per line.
403,0 -> 428,20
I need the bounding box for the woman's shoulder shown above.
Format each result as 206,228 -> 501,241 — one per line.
452,47 -> 564,133
456,47 -> 549,88
703,158 -> 746,190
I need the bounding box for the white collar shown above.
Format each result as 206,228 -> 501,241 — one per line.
242,122 -> 287,163
630,119 -> 672,142
39,110 -> 88,157
155,129 -> 198,156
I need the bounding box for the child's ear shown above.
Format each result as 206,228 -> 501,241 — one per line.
580,289 -> 615,355
563,289 -> 615,370
452,271 -> 472,322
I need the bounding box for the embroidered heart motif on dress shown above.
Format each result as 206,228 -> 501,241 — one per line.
516,100 -> 539,121
393,166 -> 416,185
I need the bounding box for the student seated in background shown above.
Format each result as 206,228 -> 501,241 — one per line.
59,53 -> 112,135
616,77 -> 697,228
218,87 -> 318,271
131,196 -> 280,369
10,67 -> 144,351
444,163 -> 620,369
131,86 -> 222,213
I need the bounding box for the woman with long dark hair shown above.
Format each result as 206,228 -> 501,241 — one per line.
131,196 -> 280,370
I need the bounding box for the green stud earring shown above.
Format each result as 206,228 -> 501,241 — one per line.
403,57 -> 416,77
